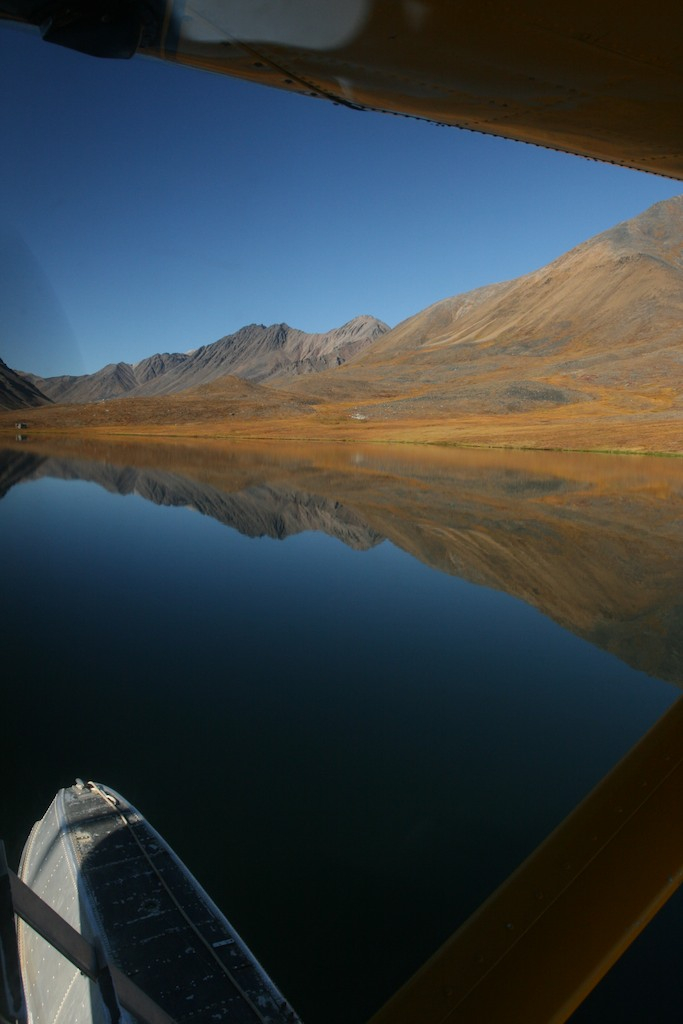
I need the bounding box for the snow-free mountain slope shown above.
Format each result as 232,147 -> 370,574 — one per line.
27,316 -> 389,405
0,358 -> 51,410
286,196 -> 683,415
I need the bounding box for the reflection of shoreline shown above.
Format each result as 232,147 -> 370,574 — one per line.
0,448 -> 383,551
2,439 -> 681,688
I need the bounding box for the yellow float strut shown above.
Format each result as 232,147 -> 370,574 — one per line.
370,698 -> 683,1024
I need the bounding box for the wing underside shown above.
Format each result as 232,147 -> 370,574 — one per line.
2,0 -> 683,179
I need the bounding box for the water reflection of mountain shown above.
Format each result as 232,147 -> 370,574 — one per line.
2,440 -> 681,688
0,449 -> 383,550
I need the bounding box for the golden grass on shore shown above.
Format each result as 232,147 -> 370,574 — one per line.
2,389 -> 681,456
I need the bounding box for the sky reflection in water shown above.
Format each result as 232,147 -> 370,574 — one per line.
1,442 -> 681,1023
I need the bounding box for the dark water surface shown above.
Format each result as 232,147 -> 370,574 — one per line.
1,439 -> 681,1022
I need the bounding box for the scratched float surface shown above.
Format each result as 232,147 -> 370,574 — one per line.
18,781 -> 302,1023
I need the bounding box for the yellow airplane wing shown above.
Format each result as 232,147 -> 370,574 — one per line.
2,1 -> 683,178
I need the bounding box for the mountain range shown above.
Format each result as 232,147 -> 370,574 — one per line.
282,194 -> 683,414
19,315 -> 389,406
2,196 -> 682,451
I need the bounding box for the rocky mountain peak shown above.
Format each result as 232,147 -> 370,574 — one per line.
21,315 -> 390,405
0,358 -> 52,410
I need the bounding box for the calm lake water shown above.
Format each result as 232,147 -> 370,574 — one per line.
1,439 -> 681,1023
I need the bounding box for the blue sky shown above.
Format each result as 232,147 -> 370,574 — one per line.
1,24 -> 681,377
